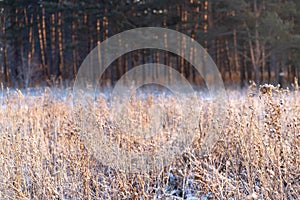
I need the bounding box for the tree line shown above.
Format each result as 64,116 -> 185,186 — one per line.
0,0 -> 299,88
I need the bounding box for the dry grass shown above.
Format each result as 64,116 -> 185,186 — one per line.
0,85 -> 299,199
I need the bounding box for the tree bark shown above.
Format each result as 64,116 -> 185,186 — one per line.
37,13 -> 46,77
1,11 -> 9,85
57,8 -> 64,85
72,7 -> 77,78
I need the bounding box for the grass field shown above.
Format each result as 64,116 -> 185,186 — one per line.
0,84 -> 299,199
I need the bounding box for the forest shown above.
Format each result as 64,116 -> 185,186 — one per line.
0,0 -> 300,88
1,1 -> 300,199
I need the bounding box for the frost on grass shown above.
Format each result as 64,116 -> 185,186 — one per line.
0,86 -> 299,199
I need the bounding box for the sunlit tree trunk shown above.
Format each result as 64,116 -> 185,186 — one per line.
117,36 -> 123,84
180,2 -> 187,77
41,7 -> 48,77
72,7 -> 77,78
37,12 -> 46,78
261,45 -> 265,83
233,28 -> 240,77
103,8 -> 108,41
83,12 -> 88,56
247,0 -> 261,84
50,13 -> 56,76
190,0 -> 200,84
225,39 -> 232,81
216,39 -> 220,76
203,0 -> 209,83
24,8 -> 33,87
163,15 -> 172,84
175,4 -> 181,75
57,7 -> 64,84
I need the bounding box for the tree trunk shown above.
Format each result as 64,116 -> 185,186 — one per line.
42,8 -> 48,77
240,42 -> 246,88
247,0 -> 261,84
57,9 -> 64,85
225,39 -> 232,81
233,28 -> 240,74
261,45 -> 265,83
37,13 -> 46,78
271,51 -> 277,84
72,8 -> 77,78
1,12 -> 9,85
50,13 -> 56,76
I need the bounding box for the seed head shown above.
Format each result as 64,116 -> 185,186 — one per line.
259,84 -> 274,95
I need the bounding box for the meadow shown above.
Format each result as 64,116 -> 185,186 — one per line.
0,84 -> 299,199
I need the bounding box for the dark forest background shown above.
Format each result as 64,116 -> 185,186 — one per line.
0,0 -> 300,89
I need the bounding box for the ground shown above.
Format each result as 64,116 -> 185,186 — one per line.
0,85 -> 299,199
